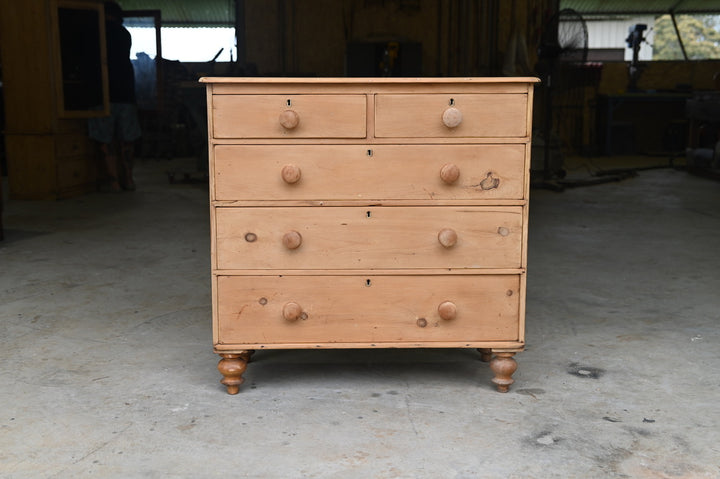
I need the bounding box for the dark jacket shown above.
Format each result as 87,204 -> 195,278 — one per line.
106,19 -> 135,103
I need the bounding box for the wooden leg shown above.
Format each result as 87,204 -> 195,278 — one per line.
217,352 -> 250,395
241,350 -> 256,363
478,348 -> 493,362
490,352 -> 518,393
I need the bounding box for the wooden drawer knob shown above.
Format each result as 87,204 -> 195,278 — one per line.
442,107 -> 463,128
279,109 -> 300,129
438,228 -> 458,248
438,301 -> 457,320
281,164 -> 302,184
282,302 -> 303,321
440,163 -> 460,184
282,230 -> 303,250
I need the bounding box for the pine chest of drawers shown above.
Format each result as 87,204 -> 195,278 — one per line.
201,77 -> 537,394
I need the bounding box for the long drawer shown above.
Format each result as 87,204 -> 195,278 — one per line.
375,94 -> 529,138
213,144 -> 527,201
215,206 -> 523,270
212,94 -> 367,138
57,157 -> 94,190
55,134 -> 89,158
216,274 -> 521,345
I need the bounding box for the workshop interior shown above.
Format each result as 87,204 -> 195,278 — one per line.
2,0 -> 720,213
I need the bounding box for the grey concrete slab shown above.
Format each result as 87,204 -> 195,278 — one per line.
1,160 -> 719,478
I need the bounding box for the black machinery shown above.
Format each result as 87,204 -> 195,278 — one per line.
626,24 -> 647,91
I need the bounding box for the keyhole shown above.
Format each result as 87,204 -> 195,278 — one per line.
366,211 -> 372,218
367,149 -> 373,157
449,98 -> 455,106
365,279 -> 372,287
287,99 -> 292,107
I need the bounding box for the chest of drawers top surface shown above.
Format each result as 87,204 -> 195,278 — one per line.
203,77 -> 537,394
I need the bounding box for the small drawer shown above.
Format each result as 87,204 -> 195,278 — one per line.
213,144 -> 526,201
212,94 -> 367,139
375,94 -> 528,138
55,135 -> 89,157
57,157 -> 93,189
215,206 -> 523,270
216,274 -> 521,345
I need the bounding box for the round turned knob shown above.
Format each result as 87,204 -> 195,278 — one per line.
440,163 -> 460,184
438,228 -> 458,248
438,301 -> 457,321
282,230 -> 303,250
442,107 -> 463,128
281,164 -> 302,184
282,302 -> 303,321
279,109 -> 300,129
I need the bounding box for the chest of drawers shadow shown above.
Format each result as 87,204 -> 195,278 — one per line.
201,77 -> 538,394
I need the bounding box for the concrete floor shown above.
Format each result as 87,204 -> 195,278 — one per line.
1,159 -> 719,478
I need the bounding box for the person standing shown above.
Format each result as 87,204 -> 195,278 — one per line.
89,1 -> 141,191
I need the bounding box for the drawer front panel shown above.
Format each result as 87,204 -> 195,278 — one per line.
215,206 -> 523,270
57,157 -> 93,189
55,135 -> 89,158
216,274 -> 521,344
213,144 -> 526,201
375,94 -> 528,138
212,94 -> 367,138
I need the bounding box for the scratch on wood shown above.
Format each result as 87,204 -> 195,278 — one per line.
236,304 -> 249,320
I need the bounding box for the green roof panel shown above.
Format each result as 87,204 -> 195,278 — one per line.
562,0 -> 720,14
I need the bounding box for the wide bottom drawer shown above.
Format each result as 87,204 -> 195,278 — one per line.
215,274 -> 522,346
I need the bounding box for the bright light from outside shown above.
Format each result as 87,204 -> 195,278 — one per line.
652,14 -> 720,60
126,27 -> 236,62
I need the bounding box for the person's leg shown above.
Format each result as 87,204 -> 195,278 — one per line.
100,141 -> 122,192
89,107 -> 121,192
116,103 -> 142,191
119,142 -> 135,190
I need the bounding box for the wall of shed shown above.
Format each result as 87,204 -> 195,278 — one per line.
242,0 -> 557,77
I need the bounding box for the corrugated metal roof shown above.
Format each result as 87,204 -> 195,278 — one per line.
116,1 -> 720,26
562,0 -> 720,14
118,0 -> 235,26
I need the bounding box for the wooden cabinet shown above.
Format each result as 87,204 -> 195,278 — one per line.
0,0 -> 108,199
202,77 -> 538,394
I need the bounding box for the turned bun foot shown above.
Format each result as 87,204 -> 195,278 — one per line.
217,352 -> 250,394
478,348 -> 493,362
490,352 -> 518,393
239,350 -> 255,363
